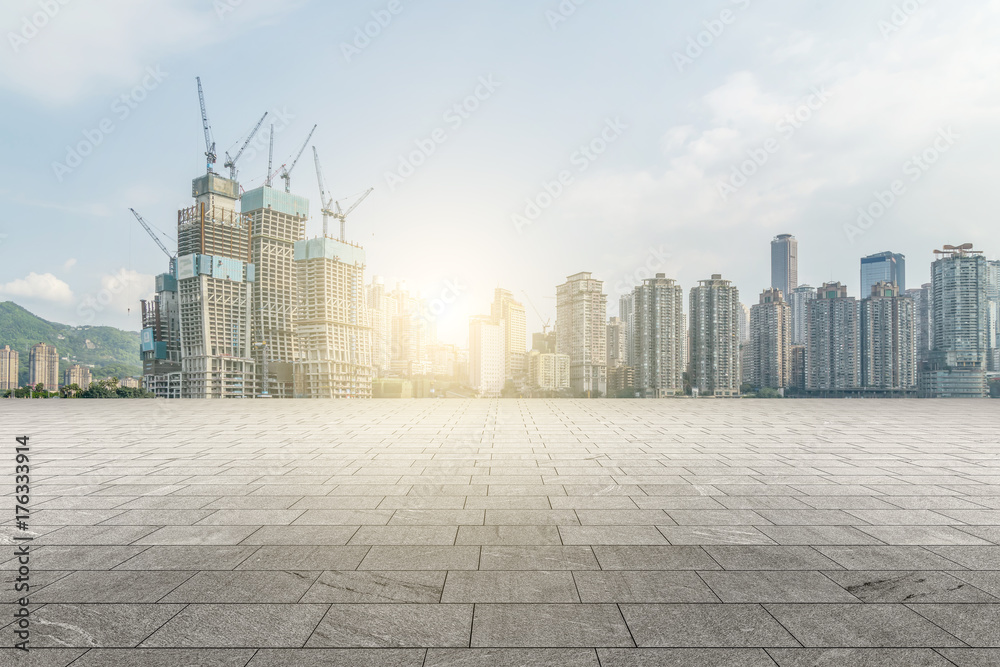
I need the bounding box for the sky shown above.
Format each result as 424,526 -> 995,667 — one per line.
1,0 -> 998,345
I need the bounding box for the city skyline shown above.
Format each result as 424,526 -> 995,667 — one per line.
1,1 -> 998,346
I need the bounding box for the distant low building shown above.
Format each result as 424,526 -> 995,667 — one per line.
64,364 -> 92,389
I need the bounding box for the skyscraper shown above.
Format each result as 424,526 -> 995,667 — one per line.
29,342 -> 59,391
920,246 -> 990,397
748,288 -> 791,391
606,316 -> 627,370
389,283 -> 432,377
789,285 -> 817,345
689,274 -> 741,396
556,272 -> 607,396
988,260 -> 1000,372
0,345 -> 18,390
905,283 -> 933,365
770,234 -> 798,299
490,288 -> 527,380
141,262 -> 182,398
366,276 -> 396,377
293,237 -> 372,398
244,185 -> 309,397
738,303 -> 751,344
806,282 -> 859,391
469,315 -> 506,397
860,281 -> 916,390
176,173 -> 255,399
625,275 -> 685,397
861,251 -> 906,295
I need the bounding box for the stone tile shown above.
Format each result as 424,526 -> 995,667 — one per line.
27,546 -> 148,571
598,648 -> 779,666
249,649 -> 426,666
71,649 -> 256,667
161,570 -> 320,602
620,604 -> 798,647
141,603 -> 330,647
301,570 -> 445,603
133,525 -> 260,545
455,525 -> 562,545
592,546 -> 720,570
389,510 -> 485,525
240,526 -> 359,545
308,604 -> 473,647
33,570 -> 195,603
910,604 -> 1000,647
856,526 -> 992,545
0,649 -> 87,666
30,603 -> 185,647
765,603 -> 965,647
816,546 -> 967,570
936,649 -> 1000,666
559,526 -> 669,545
236,545 -> 370,570
479,546 -> 600,570
359,546 -> 480,570
704,546 -> 842,570
756,526 -> 884,546
472,604 -> 633,647
700,571 -> 858,602
825,570 -> 998,603
766,648 -> 952,666
442,571 -> 579,602
349,526 -> 458,545
575,571 -> 720,602
659,527 -> 775,545
926,546 -> 1000,569
113,545 -> 259,570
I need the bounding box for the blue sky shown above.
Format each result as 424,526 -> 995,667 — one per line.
1,0 -> 998,343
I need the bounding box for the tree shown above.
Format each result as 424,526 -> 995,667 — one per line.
501,380 -> 519,398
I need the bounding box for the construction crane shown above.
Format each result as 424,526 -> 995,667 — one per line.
312,146 -> 373,240
223,111 -> 268,181
280,124 -> 317,193
265,124 -> 274,187
130,208 -> 175,260
195,77 -> 216,174
521,290 -> 552,334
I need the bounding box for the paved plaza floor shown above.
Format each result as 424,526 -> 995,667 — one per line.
1,398 -> 999,666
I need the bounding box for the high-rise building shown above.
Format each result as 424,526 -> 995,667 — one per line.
606,316 -> 627,370
244,186 -> 309,397
789,344 -> 806,390
789,285 -> 817,346
806,282 -> 859,391
861,251 -> 906,296
63,364 -> 92,389
366,276 -> 396,377
176,173 -> 255,399
293,237 -> 372,398
428,343 -> 460,379
556,272 -> 607,396
0,346 -> 18,390
689,274 -> 741,396
532,331 -> 557,354
525,349 -> 571,394
626,275 -> 685,397
860,281 -> 916,390
748,288 -> 791,391
738,303 -> 751,344
906,283 -> 933,365
29,342 -> 58,390
389,283 -> 432,377
770,234 -> 798,300
490,288 -> 527,380
141,261 -> 182,398
988,260 -> 1000,372
920,246 -> 990,397
469,315 -> 506,397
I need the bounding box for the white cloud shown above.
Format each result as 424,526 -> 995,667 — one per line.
0,0 -> 299,105
63,258 -> 76,271
0,272 -> 74,303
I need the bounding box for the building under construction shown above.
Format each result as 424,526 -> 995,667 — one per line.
293,237 -> 372,398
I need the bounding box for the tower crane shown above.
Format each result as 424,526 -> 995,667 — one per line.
130,208 -> 175,260
312,146 -> 373,240
195,77 -> 216,174
223,111 -> 268,181
279,124 -> 317,193
521,290 -> 552,334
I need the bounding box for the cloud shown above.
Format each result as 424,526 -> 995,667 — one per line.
0,0 -> 300,105
0,272 -> 74,303
63,258 -> 76,271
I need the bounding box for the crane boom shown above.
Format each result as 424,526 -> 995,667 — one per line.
280,124 -> 317,193
130,208 -> 175,260
313,146 -> 334,237
266,124 -> 274,187
195,77 -> 216,173
341,188 -> 374,218
224,111 -> 268,180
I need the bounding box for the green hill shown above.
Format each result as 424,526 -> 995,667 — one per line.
0,301 -> 141,387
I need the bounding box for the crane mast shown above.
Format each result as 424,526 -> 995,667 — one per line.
266,124 -> 274,187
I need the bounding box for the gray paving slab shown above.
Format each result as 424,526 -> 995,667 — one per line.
3,398 -> 999,661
